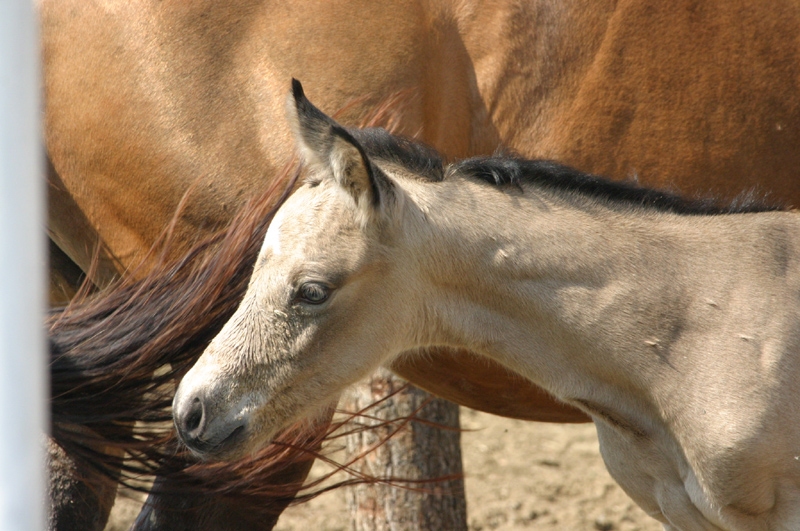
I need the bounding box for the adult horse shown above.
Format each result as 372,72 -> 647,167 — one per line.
176,82 -> 800,531
40,0 -> 800,528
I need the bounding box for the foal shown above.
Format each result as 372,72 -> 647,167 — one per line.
174,81 -> 800,530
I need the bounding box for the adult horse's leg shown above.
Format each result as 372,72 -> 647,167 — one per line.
47,438 -> 120,531
132,480 -> 276,531
131,455 -> 315,531
131,460 -> 314,531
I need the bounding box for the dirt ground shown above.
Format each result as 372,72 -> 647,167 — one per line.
106,406 -> 662,531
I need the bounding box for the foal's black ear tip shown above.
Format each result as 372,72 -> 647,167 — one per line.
291,78 -> 305,102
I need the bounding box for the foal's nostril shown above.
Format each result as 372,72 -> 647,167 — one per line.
185,397 -> 204,433
178,396 -> 206,443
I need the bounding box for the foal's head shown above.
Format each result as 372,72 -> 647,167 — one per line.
173,80 -> 441,459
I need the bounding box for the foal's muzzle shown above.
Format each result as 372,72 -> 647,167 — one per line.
173,389 -> 247,458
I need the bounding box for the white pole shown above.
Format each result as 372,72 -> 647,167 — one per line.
0,0 -> 46,530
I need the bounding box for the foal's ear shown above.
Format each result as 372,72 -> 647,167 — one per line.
288,79 -> 389,210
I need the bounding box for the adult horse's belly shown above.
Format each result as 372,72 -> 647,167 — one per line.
392,349 -> 590,422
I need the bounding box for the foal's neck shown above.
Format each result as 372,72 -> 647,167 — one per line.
398,176 -> 776,405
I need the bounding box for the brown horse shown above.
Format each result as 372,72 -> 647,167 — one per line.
42,0 -> 800,435
40,0 -> 800,528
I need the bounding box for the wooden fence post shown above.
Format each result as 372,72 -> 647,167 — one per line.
343,368 -> 467,531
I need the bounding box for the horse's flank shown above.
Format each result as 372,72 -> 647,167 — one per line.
42,0 -> 800,277
176,87 -> 800,530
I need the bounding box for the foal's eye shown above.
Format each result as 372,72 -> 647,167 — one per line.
296,282 -> 330,305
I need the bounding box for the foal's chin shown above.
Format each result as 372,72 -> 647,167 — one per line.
182,418 -> 288,462
184,424 -> 254,462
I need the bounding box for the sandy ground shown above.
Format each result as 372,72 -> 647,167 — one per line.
106,407 -> 662,531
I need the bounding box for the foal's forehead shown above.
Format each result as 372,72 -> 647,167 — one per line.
260,183 -> 360,258
261,206 -> 287,256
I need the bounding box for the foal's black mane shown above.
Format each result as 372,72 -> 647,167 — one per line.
347,128 -> 780,214
453,156 -> 782,215
350,127 -> 445,182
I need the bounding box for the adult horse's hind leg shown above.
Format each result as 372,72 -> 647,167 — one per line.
47,438 -> 120,531
131,475 -> 291,531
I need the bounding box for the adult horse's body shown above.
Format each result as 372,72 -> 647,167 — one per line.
176,84 -> 800,531
40,0 -> 800,528
42,0 -> 800,425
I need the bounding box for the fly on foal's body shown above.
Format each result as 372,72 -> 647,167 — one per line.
174,82 -> 800,531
